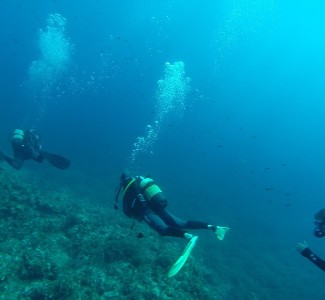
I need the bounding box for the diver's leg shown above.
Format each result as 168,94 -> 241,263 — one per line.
3,155 -> 24,170
143,207 -> 186,238
157,211 -> 230,240
157,210 -> 208,229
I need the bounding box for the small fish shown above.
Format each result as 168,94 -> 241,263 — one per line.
265,187 -> 275,191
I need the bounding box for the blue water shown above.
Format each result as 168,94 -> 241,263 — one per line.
1,0 -> 325,298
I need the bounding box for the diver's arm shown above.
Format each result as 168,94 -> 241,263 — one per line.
301,247 -> 325,271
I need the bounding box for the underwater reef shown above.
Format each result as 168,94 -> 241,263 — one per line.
0,169 -> 223,300
1,168 -> 324,300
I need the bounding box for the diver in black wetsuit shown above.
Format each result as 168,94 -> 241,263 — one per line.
0,129 -> 70,170
114,173 -> 229,242
115,173 -> 230,277
297,208 -> 325,271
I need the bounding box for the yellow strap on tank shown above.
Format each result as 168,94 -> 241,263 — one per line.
122,178 -> 136,199
144,184 -> 162,200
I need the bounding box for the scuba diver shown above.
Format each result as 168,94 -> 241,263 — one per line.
0,128 -> 70,170
297,208 -> 325,271
114,173 -> 230,277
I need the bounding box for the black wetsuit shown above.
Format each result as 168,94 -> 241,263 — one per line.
301,248 -> 325,271
3,130 -> 43,170
121,176 -> 210,238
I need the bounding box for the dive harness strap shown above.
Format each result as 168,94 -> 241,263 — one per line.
114,177 -> 145,230
114,178 -> 136,209
114,177 -> 146,210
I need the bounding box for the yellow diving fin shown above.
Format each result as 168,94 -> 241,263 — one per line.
168,236 -> 198,277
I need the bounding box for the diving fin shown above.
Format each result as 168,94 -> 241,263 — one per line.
41,151 -> 70,170
168,236 -> 198,277
215,226 -> 230,240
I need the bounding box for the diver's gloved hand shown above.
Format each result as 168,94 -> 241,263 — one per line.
296,241 -> 308,253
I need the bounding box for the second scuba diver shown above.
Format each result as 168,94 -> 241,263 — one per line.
0,128 -> 70,170
297,208 -> 325,271
114,173 -> 230,277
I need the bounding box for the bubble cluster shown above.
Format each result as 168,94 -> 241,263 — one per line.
210,0 -> 275,80
129,61 -> 191,167
63,38 -> 122,97
130,121 -> 160,164
156,61 -> 191,121
27,14 -> 72,124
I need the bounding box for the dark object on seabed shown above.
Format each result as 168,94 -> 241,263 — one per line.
137,232 -> 144,239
